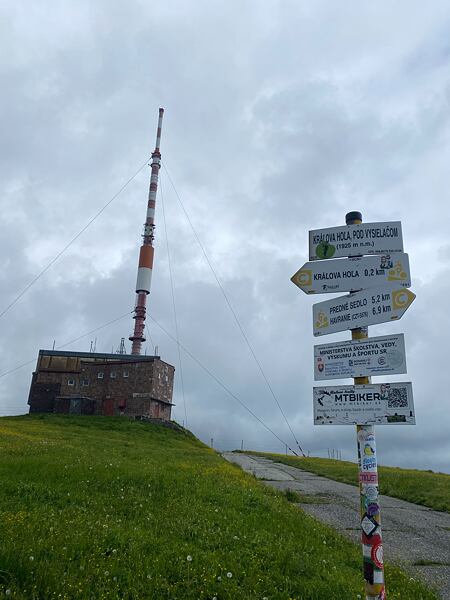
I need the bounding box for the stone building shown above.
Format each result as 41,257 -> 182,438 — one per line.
28,349 -> 175,421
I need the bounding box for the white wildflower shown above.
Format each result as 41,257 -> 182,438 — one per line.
227,572 -> 232,578
186,555 -> 192,562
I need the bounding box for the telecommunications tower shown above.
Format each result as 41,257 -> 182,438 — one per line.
129,108 -> 164,355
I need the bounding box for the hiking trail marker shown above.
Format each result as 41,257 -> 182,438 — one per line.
309,221 -> 403,260
291,253 -> 410,295
313,286 -> 415,336
291,211 -> 416,600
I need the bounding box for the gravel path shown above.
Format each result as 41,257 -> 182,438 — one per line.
223,452 -> 450,599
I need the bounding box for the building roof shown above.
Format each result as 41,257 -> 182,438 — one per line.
38,349 -> 160,362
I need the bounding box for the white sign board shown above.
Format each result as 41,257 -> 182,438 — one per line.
313,286 -> 415,336
314,334 -> 406,380
291,253 -> 410,295
313,383 -> 415,425
309,221 -> 403,260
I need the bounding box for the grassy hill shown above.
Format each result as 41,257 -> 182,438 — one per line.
242,452 -> 450,513
0,415 -> 438,599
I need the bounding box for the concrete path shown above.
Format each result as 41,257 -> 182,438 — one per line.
223,452 -> 450,599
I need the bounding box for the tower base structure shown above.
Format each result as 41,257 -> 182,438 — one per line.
28,349 -> 175,420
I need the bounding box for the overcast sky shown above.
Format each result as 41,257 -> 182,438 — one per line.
2,1 -> 450,472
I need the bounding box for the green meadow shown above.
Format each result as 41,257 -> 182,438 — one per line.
0,415 -> 438,599
243,452 -> 450,513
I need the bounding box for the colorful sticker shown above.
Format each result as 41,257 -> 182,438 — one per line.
360,472 -> 378,484
367,502 -> 380,517
358,429 -> 373,444
362,456 -> 377,471
371,542 -> 384,569
361,514 -> 379,537
364,484 -> 379,501
368,533 -> 382,547
364,442 -> 375,456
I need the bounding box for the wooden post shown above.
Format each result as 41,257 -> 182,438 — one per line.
346,211 -> 385,600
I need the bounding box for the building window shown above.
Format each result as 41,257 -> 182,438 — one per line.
82,379 -> 89,387
123,371 -> 129,378
97,372 -> 104,379
110,371 -> 116,379
68,379 -> 75,386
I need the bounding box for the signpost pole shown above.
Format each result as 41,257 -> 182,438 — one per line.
346,211 -> 385,600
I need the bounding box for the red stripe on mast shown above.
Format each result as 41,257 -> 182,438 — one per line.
129,108 -> 164,355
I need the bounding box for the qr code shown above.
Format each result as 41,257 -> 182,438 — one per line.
387,387 -> 408,408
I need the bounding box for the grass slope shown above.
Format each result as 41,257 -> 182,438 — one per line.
0,416 -> 438,599
243,452 -> 450,513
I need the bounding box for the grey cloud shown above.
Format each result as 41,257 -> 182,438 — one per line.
2,1 -> 450,474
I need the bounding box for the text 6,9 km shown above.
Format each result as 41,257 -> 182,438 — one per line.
372,305 -> 391,316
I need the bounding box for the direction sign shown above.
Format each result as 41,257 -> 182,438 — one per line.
291,253 -> 410,295
314,334 -> 406,380
313,286 -> 415,337
309,221 -> 403,260
313,382 -> 415,425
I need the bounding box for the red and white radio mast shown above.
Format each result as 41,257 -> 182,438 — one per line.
129,108 -> 164,355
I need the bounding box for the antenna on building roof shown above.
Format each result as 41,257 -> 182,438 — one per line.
117,338 -> 126,354
129,108 -> 164,355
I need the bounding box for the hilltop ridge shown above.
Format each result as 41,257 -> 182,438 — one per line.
0,415 -> 438,599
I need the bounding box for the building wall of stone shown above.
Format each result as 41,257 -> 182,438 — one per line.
127,394 -> 172,419
151,360 -> 175,404
28,351 -> 174,421
27,373 -> 61,413
53,397 -> 71,414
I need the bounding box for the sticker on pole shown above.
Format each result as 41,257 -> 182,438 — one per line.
361,514 -> 379,537
312,286 -> 415,336
371,542 -> 384,568
309,221 -> 403,260
313,382 -> 415,425
314,334 -> 407,380
291,253 -> 410,295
